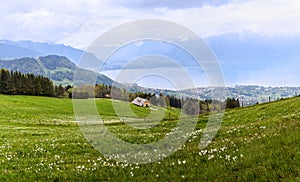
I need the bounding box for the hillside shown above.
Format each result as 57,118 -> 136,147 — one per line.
0,94 -> 299,180
0,55 -> 114,86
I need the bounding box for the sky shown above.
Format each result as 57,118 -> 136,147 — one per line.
1,0 -> 300,49
1,0 -> 300,87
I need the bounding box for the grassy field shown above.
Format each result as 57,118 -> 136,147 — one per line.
0,94 -> 299,181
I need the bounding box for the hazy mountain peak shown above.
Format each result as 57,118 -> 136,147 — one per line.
0,39 -> 84,64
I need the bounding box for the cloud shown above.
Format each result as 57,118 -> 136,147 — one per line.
160,0 -> 300,38
0,0 -> 299,87
0,0 -> 300,49
106,0 -> 231,9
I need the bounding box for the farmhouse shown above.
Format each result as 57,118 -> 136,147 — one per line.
131,97 -> 150,107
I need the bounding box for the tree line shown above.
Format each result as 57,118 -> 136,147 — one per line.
127,92 -> 241,114
72,83 -> 241,114
1,68 -> 241,113
0,68 -> 73,97
0,69 -> 55,96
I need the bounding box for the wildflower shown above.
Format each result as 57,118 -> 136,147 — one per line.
259,126 -> 266,129
199,150 -> 207,156
208,155 -> 214,160
220,146 -> 227,152
225,155 -> 230,161
211,148 -> 218,153
178,160 -> 181,165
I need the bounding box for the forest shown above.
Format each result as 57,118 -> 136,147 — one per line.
0,68 -> 55,96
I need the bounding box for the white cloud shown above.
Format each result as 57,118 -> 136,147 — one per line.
161,0 -> 300,38
106,0 -> 231,9
0,0 -> 300,49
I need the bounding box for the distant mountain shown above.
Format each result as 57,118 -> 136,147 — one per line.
0,40 -> 99,64
1,54 -> 298,104
0,43 -> 41,58
0,55 -> 115,86
195,85 -> 300,106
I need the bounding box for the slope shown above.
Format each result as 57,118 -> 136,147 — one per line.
0,55 -> 114,86
0,95 -> 299,180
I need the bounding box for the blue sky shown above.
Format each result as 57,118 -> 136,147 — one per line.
1,0 -> 300,87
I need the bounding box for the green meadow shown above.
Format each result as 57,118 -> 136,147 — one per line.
0,94 -> 299,181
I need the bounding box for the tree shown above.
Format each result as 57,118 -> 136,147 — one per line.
55,85 -> 65,97
0,69 -> 54,97
225,98 -> 240,109
0,69 -> 11,94
183,98 -> 199,115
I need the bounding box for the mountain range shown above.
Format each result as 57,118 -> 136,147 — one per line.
1,36 -> 300,87
0,55 -> 114,86
0,54 -> 299,106
0,39 -> 300,105
0,40 -> 84,63
0,40 -> 114,86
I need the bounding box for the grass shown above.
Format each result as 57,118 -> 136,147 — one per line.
0,94 -> 299,181
96,98 -> 181,120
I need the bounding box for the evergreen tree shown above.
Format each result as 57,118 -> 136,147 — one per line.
0,69 -> 11,94
0,69 -> 54,97
225,98 -> 240,109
